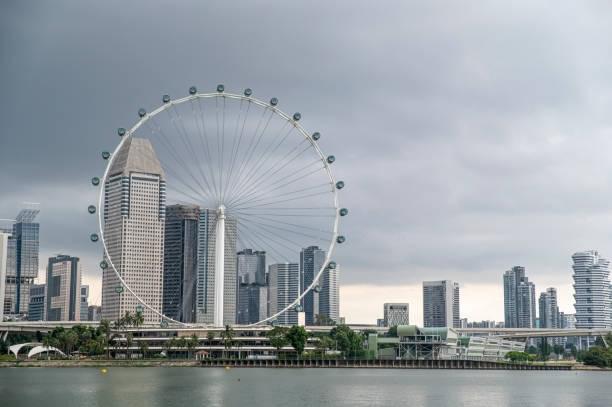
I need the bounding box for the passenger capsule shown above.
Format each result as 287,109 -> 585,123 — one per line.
327,155 -> 335,164
91,177 -> 100,186
293,112 -> 301,121
244,88 -> 252,96
189,86 -> 197,95
335,181 -> 344,189
312,132 -> 320,141
88,205 -> 96,214
101,151 -> 110,160
314,285 -> 321,293
117,128 -> 126,137
138,108 -> 146,118
337,235 -> 346,244
90,233 -> 99,242
339,208 -> 348,216
294,305 -> 303,313
115,286 -> 124,294
327,261 -> 337,269
270,97 -> 278,106
162,94 -> 171,103
217,84 -> 225,93
99,260 -> 108,269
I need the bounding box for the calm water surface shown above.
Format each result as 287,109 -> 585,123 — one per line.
1,368 -> 610,407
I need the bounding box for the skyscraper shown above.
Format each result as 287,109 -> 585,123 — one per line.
503,266 -> 536,328
318,265 -> 340,324
538,287 -> 560,329
46,255 -> 81,321
236,249 -> 267,324
28,284 -> 45,321
300,246 -> 325,325
383,303 -> 410,327
80,285 -> 89,321
572,250 -> 612,329
101,138 -> 166,323
0,231 -> 9,321
195,208 -> 237,325
268,263 -> 300,325
163,204 -> 199,323
3,209 -> 40,316
422,280 -> 460,328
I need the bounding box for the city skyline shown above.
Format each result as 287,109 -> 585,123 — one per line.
5,2 -> 612,324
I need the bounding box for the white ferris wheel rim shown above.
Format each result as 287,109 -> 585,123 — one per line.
96,89 -> 341,327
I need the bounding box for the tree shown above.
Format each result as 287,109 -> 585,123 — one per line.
266,327 -> 289,354
206,331 -> 215,343
286,326 -> 309,357
580,347 -> 610,368
220,325 -> 235,359
315,335 -> 334,358
125,333 -> 133,359
133,311 -> 144,329
138,340 -> 149,359
99,319 -> 112,359
329,325 -> 363,358
504,351 -> 532,362
186,334 -> 198,359
385,326 -> 398,338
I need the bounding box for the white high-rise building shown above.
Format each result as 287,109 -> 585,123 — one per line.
268,263 -> 299,325
195,209 -> 237,326
423,280 -> 460,328
572,250 -> 612,329
383,303 -> 410,327
538,287 -> 560,329
319,265 -> 340,324
0,232 -> 9,321
101,138 -> 166,323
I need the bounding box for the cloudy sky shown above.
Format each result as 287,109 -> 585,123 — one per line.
2,1 -> 612,324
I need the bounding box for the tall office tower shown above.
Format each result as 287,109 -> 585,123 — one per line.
0,231 -> 9,320
236,249 -> 267,324
572,250 -> 612,328
195,209 -> 237,325
559,312 -> 576,329
46,255 -> 81,321
503,266 -> 537,328
88,305 -> 102,321
383,303 -> 410,327
163,204 -> 199,323
28,284 -> 45,321
318,265 -> 340,324
422,280 -> 460,328
3,209 -> 40,316
101,138 -> 166,323
268,263 -> 300,325
80,285 -> 89,321
300,246 -> 326,325
538,287 -> 560,329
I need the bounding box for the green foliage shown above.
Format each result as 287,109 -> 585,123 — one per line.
266,327 -> 289,350
504,351 -> 535,362
385,326 -> 398,338
580,347 -> 610,368
286,326 -> 309,355
329,325 -> 364,357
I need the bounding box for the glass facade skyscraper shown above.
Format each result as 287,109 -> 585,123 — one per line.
300,246 -> 325,325
423,280 -> 460,328
46,255 -> 81,321
503,266 -> 536,328
163,204 -> 199,323
269,263 -> 300,325
3,209 -> 40,317
236,249 -> 267,324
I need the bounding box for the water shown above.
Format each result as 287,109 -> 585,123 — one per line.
0,368 -> 610,407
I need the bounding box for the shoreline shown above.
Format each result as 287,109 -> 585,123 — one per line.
1,359 -> 608,371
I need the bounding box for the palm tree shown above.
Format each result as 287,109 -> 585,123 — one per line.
138,340 -> 149,359
125,333 -> 133,359
99,319 -> 112,359
220,325 -> 235,359
133,311 -> 144,328
186,334 -> 198,359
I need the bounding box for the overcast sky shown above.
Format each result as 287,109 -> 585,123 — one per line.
2,1 -> 612,324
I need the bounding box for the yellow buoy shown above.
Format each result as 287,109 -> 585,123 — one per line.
101,368 -> 108,374
225,366 -> 230,370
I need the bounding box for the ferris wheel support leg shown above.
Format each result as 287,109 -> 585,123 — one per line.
214,205 -> 226,327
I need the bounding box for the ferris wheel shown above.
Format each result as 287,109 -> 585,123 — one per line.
89,85 -> 347,326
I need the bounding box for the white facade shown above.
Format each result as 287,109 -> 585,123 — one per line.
319,265 -> 340,324
572,250 -> 612,329
268,263 -> 299,325
46,255 -> 81,321
384,303 -> 410,327
0,232 -> 8,321
101,138 -> 166,323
